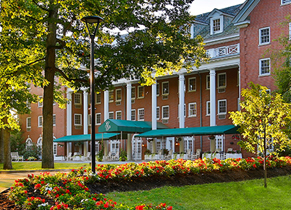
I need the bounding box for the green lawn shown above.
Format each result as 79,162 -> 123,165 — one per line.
0,162 -> 90,171
106,175 -> 291,210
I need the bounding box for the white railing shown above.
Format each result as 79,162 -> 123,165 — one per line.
206,44 -> 240,59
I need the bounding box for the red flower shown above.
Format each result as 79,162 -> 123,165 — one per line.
167,207 -> 173,210
104,201 -> 109,208
253,164 -> 257,168
24,190 -> 27,194
93,198 -> 97,201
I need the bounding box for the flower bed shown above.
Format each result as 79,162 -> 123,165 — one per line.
8,156 -> 291,209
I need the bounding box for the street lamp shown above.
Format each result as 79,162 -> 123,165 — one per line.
81,16 -> 103,174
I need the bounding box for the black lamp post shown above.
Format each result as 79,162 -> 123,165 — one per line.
81,16 -> 103,174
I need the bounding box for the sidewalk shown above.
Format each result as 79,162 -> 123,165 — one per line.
0,160 -> 144,193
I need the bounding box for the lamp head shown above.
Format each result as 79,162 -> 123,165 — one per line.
81,16 -> 103,37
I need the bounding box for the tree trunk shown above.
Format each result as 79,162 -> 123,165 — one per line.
0,129 -> 4,164
42,4 -> 57,169
3,118 -> 12,169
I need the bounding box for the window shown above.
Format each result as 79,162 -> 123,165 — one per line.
96,113 -> 101,125
26,117 -> 31,129
189,103 -> 197,117
38,116 -> 43,127
138,108 -> 145,121
259,58 -> 271,76
131,109 -> 136,121
217,73 -> 226,89
157,107 -> 160,120
188,77 -> 196,92
88,114 -> 91,126
109,112 -> 114,119
282,0 -> 291,5
109,90 -> 114,102
162,106 -> 169,119
162,82 -> 169,95
27,100 -> 31,109
53,143 -> 57,155
96,93 -> 101,104
38,96 -> 43,107
74,114 -> 82,126
289,22 -> 291,40
138,86 -> 144,98
259,27 -> 270,45
131,87 -> 136,99
53,114 -> 56,126
210,16 -> 223,34
206,75 -> 210,90
213,19 -> 221,32
218,99 -> 227,115
206,101 -> 210,116
156,83 -> 160,96
116,89 -> 122,102
74,93 -> 82,105
116,111 -> 122,120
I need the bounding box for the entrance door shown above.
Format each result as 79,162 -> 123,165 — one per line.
215,135 -> 224,152
132,137 -> 142,160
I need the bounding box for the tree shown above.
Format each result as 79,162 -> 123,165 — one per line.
229,82 -> 291,188
0,0 -> 207,168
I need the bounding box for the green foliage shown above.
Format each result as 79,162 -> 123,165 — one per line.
119,149 -> 127,161
23,144 -> 41,160
97,141 -> 104,162
230,82 -> 291,156
10,131 -> 25,155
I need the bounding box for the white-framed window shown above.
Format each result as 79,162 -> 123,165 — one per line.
109,90 -> 114,102
26,117 -> 31,129
206,75 -> 210,90
281,0 -> 291,6
38,116 -> 43,127
53,114 -> 56,126
74,114 -> 82,126
138,108 -> 145,121
74,93 -> 82,105
138,86 -> 144,98
96,113 -> 101,125
53,143 -> 58,155
259,58 -> 271,76
96,93 -> 101,104
131,109 -> 136,121
116,89 -> 122,102
157,107 -> 160,120
162,82 -> 169,95
38,96 -> 43,107
210,16 -> 223,35
259,27 -> 270,45
188,103 -> 197,117
162,105 -> 169,119
116,111 -> 122,120
218,99 -> 227,115
156,83 -> 160,96
188,77 -> 196,92
109,112 -> 114,119
206,101 -> 210,116
217,73 -> 226,89
131,86 -> 136,99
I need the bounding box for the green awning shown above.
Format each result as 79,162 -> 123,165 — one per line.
53,133 -> 120,142
98,119 -> 169,133
136,125 -> 239,138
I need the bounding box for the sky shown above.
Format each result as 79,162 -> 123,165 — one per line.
190,0 -> 246,15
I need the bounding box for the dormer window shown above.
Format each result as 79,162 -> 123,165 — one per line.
210,16 -> 223,35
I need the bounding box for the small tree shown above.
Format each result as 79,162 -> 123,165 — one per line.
230,82 -> 291,188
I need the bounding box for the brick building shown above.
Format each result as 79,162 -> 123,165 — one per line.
19,0 -> 291,160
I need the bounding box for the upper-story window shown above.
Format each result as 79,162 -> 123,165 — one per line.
210,16 -> 223,35
74,114 -> 82,126
38,96 -> 43,107
131,109 -> 136,121
109,90 -> 114,103
116,111 -> 122,120
188,77 -> 196,92
162,105 -> 169,119
109,112 -> 114,119
96,113 -> 101,125
38,116 -> 43,127
206,101 -> 210,116
188,103 -> 197,117
162,82 -> 169,95
217,73 -> 226,89
156,107 -> 160,120
218,99 -> 227,115
138,86 -> 144,98
26,117 -> 31,129
259,27 -> 270,45
259,58 -> 271,76
53,114 -> 56,126
96,93 -> 101,104
206,75 -> 210,90
156,82 -> 160,96
131,87 -> 136,99
116,89 -> 122,102
138,108 -> 145,121
74,93 -> 82,105
282,0 -> 291,5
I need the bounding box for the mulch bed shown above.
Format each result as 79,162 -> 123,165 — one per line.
1,166 -> 291,209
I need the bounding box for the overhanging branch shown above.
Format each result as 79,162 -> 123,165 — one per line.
55,68 -> 87,83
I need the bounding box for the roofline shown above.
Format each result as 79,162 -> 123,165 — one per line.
233,0 -> 260,23
204,33 -> 240,46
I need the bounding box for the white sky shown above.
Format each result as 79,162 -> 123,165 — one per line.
190,0 -> 246,15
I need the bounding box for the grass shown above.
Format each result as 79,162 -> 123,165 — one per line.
0,162 -> 90,171
106,175 -> 291,210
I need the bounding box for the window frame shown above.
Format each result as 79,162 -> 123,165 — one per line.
38,96 -> 43,107
38,116 -> 43,127
138,86 -> 145,99
259,58 -> 271,76
162,81 -> 169,95
162,105 -> 170,120
210,16 -> 223,35
131,109 -> 136,121
131,86 -> 136,99
218,99 -> 227,115
188,102 -> 197,117
96,92 -> 101,104
217,73 -> 227,89
206,75 -> 210,90
74,93 -> 82,105
26,117 -> 31,129
259,27 -> 270,45
116,110 -> 122,120
138,108 -> 145,121
156,82 -> 160,96
74,114 -> 82,126
188,77 -> 196,92
53,114 -> 56,126
206,101 -> 210,116
109,90 -> 114,103
116,89 -> 122,102
109,111 -> 114,119
281,0 -> 291,6
96,113 -> 101,125
156,106 -> 160,120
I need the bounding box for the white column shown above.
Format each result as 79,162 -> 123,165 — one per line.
179,74 -> 185,128
66,89 -> 72,155
83,90 -> 88,156
152,82 -> 157,130
104,90 -> 109,121
210,69 -> 216,126
126,82 -> 132,121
